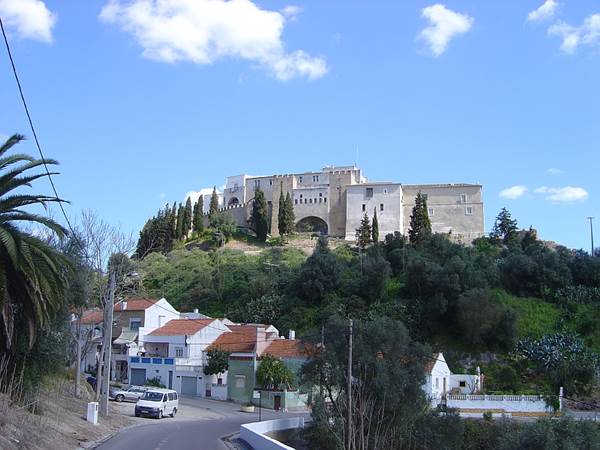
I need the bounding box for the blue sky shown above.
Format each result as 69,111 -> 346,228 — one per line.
0,0 -> 599,250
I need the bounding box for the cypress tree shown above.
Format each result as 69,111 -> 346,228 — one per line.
183,196 -> 193,237
209,186 -> 219,227
491,207 -> 518,245
176,203 -> 184,240
372,208 -> 379,243
284,192 -> 295,235
252,187 -> 269,242
193,195 -> 204,233
277,187 -> 286,235
170,201 -> 177,240
356,212 -> 372,249
408,191 -> 432,245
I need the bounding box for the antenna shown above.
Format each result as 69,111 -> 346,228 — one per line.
355,145 -> 359,168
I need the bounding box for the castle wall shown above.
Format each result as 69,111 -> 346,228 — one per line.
345,184 -> 402,241
401,184 -> 484,243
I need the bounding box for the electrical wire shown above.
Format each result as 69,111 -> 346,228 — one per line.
0,16 -> 85,253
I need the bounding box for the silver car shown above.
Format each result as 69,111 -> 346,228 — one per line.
110,385 -> 148,402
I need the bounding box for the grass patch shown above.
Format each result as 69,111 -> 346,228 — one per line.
493,289 -> 561,339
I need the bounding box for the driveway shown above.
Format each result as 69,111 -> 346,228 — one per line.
97,397 -> 309,450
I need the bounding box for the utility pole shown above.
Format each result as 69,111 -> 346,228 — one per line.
346,319 -> 353,450
100,271 -> 116,417
587,217 -> 595,257
75,312 -> 82,398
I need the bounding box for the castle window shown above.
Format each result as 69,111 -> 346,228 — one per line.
460,194 -> 467,203
428,207 -> 434,216
313,175 -> 319,182
269,179 -> 273,186
319,193 -> 322,197
300,194 -> 303,198
309,199 -> 312,204
362,204 -> 366,212
422,194 -> 428,200
324,198 -> 327,203
383,189 -> 388,195
465,207 -> 473,216
254,179 -> 260,189
366,188 -> 373,198
319,198 -> 322,203
380,203 -> 384,211
295,199 -> 298,205
299,176 -> 303,183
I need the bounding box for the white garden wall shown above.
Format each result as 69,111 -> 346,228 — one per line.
240,417 -> 305,450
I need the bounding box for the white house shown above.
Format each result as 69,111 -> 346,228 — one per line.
422,353 -> 482,406
128,318 -> 230,397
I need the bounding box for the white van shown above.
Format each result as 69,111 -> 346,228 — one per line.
134,388 -> 179,419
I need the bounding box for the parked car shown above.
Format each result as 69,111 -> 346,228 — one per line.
135,388 -> 178,419
109,385 -> 148,402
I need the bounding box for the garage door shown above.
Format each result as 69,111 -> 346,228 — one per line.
130,368 -> 146,386
181,376 -> 197,395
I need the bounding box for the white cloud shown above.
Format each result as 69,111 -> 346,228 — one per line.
99,0 -> 327,81
547,167 -> 564,175
548,14 -> 600,54
418,4 -> 474,57
281,5 -> 302,21
527,0 -> 558,23
534,186 -> 589,202
499,185 -> 528,200
0,0 -> 56,43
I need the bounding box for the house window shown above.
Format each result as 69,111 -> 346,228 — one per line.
217,378 -> 223,385
366,188 -> 373,198
435,378 -> 439,389
235,375 -> 246,388
313,175 -> 319,182
175,347 -> 184,358
362,204 -> 366,212
428,207 -> 434,216
465,207 -> 473,216
129,318 -> 141,330
459,381 -> 466,388
380,203 -> 384,211
460,194 -> 467,203
254,179 -> 260,189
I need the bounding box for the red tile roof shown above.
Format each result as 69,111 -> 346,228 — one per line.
208,325 -> 258,353
114,298 -> 159,311
80,309 -> 103,325
148,319 -> 214,336
263,339 -> 306,358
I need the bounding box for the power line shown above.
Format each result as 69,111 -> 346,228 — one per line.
0,16 -> 83,251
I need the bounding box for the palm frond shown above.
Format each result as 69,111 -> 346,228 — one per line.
0,134 -> 25,157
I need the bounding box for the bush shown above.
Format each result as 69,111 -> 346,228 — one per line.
145,377 -> 166,388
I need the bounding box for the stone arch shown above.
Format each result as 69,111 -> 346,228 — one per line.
227,196 -> 240,207
296,216 -> 328,235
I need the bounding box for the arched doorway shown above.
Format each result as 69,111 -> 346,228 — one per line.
296,216 -> 328,235
227,197 -> 240,207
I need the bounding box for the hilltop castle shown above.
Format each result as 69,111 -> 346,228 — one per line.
213,165 -> 484,243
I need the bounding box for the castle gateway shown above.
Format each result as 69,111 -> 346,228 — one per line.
221,166 -> 484,243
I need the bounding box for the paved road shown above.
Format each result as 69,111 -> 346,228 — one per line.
97,397 -> 308,450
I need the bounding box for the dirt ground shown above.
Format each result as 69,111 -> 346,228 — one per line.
0,376 -> 133,450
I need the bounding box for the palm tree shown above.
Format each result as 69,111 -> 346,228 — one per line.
0,134 -> 70,349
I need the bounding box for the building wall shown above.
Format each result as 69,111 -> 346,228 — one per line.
423,359 -> 452,398
227,356 -> 257,403
401,185 -> 484,242
345,184 -> 402,240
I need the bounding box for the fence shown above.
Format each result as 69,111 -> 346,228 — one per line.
444,394 -> 553,416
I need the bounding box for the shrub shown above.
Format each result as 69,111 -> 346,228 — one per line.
145,377 -> 166,388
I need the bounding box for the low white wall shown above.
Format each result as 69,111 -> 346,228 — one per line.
240,417 -> 305,450
446,394 -> 552,413
211,384 -> 227,401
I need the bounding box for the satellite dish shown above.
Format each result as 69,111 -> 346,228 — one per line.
185,337 -> 191,345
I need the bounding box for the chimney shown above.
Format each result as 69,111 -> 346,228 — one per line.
256,327 -> 271,356
193,308 -> 199,314
289,330 -> 295,340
